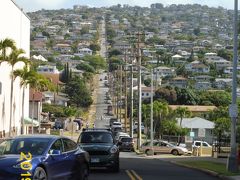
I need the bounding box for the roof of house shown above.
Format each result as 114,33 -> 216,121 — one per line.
176,117 -> 214,129
29,90 -> 43,102
169,105 -> 216,112
41,73 -> 64,85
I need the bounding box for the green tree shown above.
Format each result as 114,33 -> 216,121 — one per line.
29,73 -> 52,133
76,63 -> 95,73
65,77 -> 93,107
0,38 -> 16,60
213,118 -> 230,146
13,67 -> 37,134
1,44 -> 30,136
142,104 -> 151,128
217,49 -> 233,61
154,87 -> 177,104
174,107 -> 191,127
193,27 -> 200,36
199,91 -> 231,107
89,43 -> 101,53
143,78 -> 151,87
108,57 -> 123,72
108,49 -> 122,57
175,88 -> 199,105
162,120 -> 178,141
153,101 -> 169,138
83,55 -> 106,70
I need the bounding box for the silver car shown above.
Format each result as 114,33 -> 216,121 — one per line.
140,140 -> 190,156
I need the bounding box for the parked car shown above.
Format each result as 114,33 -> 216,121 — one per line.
112,122 -> 122,129
140,140 -> 190,156
115,132 -> 130,141
192,141 -> 212,148
0,135 -> 89,180
77,128 -> 119,172
118,137 -> 134,152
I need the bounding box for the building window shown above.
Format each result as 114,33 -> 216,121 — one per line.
142,93 -> 144,96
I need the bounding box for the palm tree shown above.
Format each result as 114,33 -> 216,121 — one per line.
0,38 -> 16,60
174,107 -> 191,128
7,48 -> 30,136
0,38 -> 29,137
174,107 -> 191,145
29,74 -> 51,134
13,66 -> 37,134
153,101 -> 169,138
0,38 -> 17,136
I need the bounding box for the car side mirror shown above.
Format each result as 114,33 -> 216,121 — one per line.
50,149 -> 61,155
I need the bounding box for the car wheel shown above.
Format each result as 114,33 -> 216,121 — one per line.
79,163 -> 89,180
145,149 -> 154,156
109,161 -> 119,173
33,167 -> 47,180
171,149 -> 179,156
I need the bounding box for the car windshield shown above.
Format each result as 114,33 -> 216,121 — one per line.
79,132 -> 113,144
0,138 -> 50,156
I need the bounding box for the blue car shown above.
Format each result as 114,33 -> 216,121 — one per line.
0,135 -> 89,180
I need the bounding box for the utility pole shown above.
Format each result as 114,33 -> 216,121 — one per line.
124,49 -> 128,133
116,67 -> 119,120
120,65 -> 123,123
130,64 -> 134,138
227,0 -> 239,172
150,68 -> 154,148
136,32 -> 143,150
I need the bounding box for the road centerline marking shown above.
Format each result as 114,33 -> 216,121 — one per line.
131,170 -> 143,180
126,170 -> 136,180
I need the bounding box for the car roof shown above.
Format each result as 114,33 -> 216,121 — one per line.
13,134 -> 60,139
82,128 -> 112,133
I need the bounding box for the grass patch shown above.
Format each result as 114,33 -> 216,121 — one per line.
178,161 -> 240,176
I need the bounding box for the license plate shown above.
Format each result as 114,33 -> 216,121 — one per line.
91,158 -> 100,163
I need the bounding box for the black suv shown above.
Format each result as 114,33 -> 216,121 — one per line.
77,128 -> 119,172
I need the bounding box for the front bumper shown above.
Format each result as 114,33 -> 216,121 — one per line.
89,154 -> 119,168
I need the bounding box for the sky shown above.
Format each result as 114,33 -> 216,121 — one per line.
14,0 -> 235,12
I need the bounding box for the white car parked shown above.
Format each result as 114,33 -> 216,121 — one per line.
192,141 -> 211,148
112,122 -> 122,129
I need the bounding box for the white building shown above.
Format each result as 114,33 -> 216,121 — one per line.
154,66 -> 176,77
77,48 -> 93,56
37,65 -> 60,74
0,0 -> 30,137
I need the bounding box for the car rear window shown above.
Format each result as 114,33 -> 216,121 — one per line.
79,132 -> 113,144
121,138 -> 132,142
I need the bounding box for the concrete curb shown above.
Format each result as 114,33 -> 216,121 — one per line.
171,161 -> 237,180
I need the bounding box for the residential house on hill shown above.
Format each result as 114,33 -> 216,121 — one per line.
214,78 -> 232,89
169,77 -> 188,88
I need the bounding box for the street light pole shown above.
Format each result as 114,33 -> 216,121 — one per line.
227,0 -> 239,172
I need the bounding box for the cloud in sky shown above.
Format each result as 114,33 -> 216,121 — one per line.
15,0 -> 234,12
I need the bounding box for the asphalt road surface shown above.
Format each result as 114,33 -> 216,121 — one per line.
89,152 -> 219,180
94,72 -> 113,128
